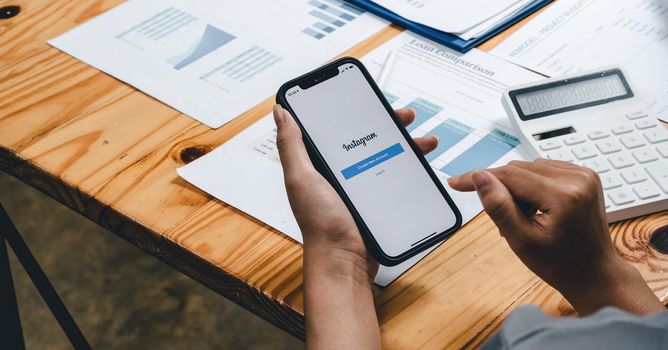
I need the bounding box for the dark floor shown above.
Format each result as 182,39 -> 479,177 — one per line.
0,171 -> 304,350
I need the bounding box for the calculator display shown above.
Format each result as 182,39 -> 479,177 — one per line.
509,69 -> 633,120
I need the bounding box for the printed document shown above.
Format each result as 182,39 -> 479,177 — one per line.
49,0 -> 387,128
491,0 -> 668,121
371,0 -> 533,37
177,32 -> 543,286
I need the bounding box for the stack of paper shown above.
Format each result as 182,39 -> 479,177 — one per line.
357,0 -> 539,40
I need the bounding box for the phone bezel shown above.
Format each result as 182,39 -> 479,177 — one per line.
276,57 -> 462,266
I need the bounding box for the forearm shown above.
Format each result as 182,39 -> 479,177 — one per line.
558,257 -> 665,316
303,245 -> 380,350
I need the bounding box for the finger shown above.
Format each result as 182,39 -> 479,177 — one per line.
503,160 -> 572,177
414,135 -> 439,155
273,105 -> 317,180
449,160 -> 561,191
469,170 -> 532,236
534,157 -> 581,171
451,165 -> 555,209
395,108 -> 416,127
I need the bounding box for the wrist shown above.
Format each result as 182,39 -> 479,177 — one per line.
303,241 -> 375,288
558,256 -> 664,315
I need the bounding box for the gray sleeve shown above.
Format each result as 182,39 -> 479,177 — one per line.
482,305 -> 668,350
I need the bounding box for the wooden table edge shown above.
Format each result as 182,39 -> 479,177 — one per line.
0,146 -> 307,339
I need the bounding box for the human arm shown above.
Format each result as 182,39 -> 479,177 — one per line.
448,160 -> 665,315
273,105 -> 438,349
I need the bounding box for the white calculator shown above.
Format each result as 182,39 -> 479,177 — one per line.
502,67 -> 668,223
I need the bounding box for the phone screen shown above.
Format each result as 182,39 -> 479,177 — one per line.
284,61 -> 458,258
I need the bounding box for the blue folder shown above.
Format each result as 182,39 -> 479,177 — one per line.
345,0 -> 553,53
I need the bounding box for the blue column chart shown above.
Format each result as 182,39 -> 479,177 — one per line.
303,0 -> 365,39
383,91 -> 399,105
424,119 -> 475,163
404,98 -> 444,132
440,129 -> 520,176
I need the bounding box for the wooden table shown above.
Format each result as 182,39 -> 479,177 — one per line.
1,1 -> 667,348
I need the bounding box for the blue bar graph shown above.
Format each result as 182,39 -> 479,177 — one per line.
324,0 -> 365,15
405,98 -> 444,132
314,22 -> 335,33
383,91 -> 399,104
303,27 -> 325,39
440,129 -> 520,176
304,0 -> 363,39
424,119 -> 475,163
309,0 -> 356,20
309,10 -> 346,27
341,143 -> 404,180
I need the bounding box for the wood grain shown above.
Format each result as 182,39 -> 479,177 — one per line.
1,1 -> 666,348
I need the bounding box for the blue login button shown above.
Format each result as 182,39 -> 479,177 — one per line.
341,143 -> 404,180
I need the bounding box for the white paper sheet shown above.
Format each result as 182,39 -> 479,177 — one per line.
371,0 -> 528,34
178,31 -> 543,286
49,0 -> 387,128
491,0 -> 668,122
458,0 -> 534,40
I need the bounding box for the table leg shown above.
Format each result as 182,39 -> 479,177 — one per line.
0,230 -> 25,350
0,205 -> 91,350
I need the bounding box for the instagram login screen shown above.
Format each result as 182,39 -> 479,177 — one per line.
285,63 -> 457,257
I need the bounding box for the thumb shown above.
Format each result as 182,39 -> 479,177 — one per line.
470,170 -> 531,237
273,105 -> 316,180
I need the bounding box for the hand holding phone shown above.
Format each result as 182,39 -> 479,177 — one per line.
276,57 -> 461,266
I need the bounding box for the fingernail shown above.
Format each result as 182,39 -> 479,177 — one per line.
273,104 -> 284,126
447,175 -> 458,185
471,170 -> 491,190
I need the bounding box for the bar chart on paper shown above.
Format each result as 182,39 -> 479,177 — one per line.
51,0 -> 389,128
303,0 -> 366,39
116,7 -> 236,70
384,90 -> 521,176
360,32 -> 539,181
440,129 -> 519,175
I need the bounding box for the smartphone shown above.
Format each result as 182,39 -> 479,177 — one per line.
276,57 -> 461,266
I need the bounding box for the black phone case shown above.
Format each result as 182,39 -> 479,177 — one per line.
276,57 -> 462,266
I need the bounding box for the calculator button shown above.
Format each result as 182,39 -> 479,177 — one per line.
611,125 -> 633,135
571,144 -> 597,160
608,154 -> 634,169
619,134 -> 645,149
620,169 -> 647,184
539,140 -> 561,151
625,111 -> 648,120
633,182 -> 661,200
635,119 -> 657,130
600,173 -> 623,190
646,163 -> 668,193
582,158 -> 610,173
631,148 -> 658,164
643,128 -> 668,144
596,140 -> 623,154
563,135 -> 585,145
547,150 -> 574,162
657,144 -> 668,158
607,188 -> 636,206
588,130 -> 610,140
